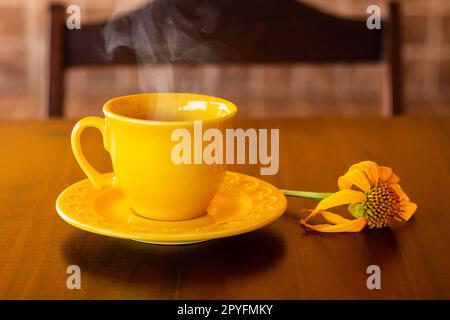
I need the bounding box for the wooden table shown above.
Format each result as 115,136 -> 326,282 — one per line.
0,117 -> 449,299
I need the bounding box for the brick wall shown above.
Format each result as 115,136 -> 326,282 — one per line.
0,0 -> 448,118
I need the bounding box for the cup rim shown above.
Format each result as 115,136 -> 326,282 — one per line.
103,93 -> 237,125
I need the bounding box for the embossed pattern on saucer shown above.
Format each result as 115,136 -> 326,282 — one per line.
56,171 -> 287,245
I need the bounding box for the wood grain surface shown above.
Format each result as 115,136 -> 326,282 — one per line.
0,117 -> 449,299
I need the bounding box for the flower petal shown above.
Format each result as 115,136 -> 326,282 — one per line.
301,217 -> 367,233
320,211 -> 353,224
349,161 -> 379,187
338,169 -> 372,192
379,166 -> 400,184
398,201 -> 417,221
391,184 -> 410,201
379,166 -> 393,181
314,189 -> 366,212
386,172 -> 400,185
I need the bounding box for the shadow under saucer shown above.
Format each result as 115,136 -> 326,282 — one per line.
61,227 -> 286,293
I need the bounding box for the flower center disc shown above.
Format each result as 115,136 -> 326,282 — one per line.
365,182 -> 401,228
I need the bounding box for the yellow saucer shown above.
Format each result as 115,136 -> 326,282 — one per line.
56,172 -> 287,245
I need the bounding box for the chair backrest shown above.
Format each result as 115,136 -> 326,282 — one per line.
48,0 -> 402,117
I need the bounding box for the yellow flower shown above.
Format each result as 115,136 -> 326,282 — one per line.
300,161 -> 417,232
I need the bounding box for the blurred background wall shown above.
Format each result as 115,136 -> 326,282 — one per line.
0,0 -> 449,118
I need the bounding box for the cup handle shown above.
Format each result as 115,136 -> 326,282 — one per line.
71,116 -> 116,190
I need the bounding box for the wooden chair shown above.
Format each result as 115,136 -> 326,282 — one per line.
48,0 -> 402,117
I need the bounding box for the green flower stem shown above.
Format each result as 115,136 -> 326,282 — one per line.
281,189 -> 333,200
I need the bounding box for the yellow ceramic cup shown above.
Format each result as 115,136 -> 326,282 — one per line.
71,93 -> 237,221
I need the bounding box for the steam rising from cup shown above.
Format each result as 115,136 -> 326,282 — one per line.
102,0 -> 236,119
